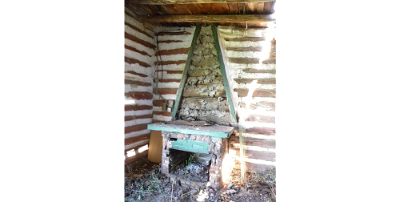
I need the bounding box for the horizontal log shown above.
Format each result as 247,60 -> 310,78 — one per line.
125,134 -> 150,145
224,37 -> 266,42
125,92 -> 153,100
157,40 -> 184,43
125,70 -> 148,78
153,88 -> 178,94
128,0 -> 275,4
226,46 -> 262,52
125,45 -> 152,57
125,32 -> 156,49
234,78 -> 276,84
125,105 -> 153,111
125,114 -> 153,121
125,124 -> 149,134
238,101 -> 275,110
245,162 -> 275,174
245,127 -> 275,135
230,135 -> 275,148
229,57 -> 259,64
262,58 -> 276,64
125,79 -> 152,86
124,22 -> 153,39
245,114 -> 275,123
139,14 -> 275,23
153,111 -> 173,116
158,79 -> 181,83
182,88 -> 226,97
124,57 -> 151,68
234,88 -> 275,97
153,100 -> 166,106
156,31 -> 192,36
155,70 -> 184,74
155,60 -> 186,66
242,69 -> 276,74
156,48 -> 190,56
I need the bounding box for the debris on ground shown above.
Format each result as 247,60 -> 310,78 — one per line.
125,158 -> 276,202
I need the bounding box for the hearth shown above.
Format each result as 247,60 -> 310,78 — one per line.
147,121 -> 234,189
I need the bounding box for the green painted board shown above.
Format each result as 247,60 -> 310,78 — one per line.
147,123 -> 234,138
171,25 -> 201,119
211,25 -> 237,122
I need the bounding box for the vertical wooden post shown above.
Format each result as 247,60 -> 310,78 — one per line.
239,125 -> 246,184
171,25 -> 201,119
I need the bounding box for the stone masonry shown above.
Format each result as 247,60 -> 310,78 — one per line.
161,131 -> 228,189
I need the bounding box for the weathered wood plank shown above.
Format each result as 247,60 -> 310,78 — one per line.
153,88 -> 178,94
156,31 -> 192,36
234,88 -> 275,97
125,105 -> 153,111
128,0 -> 276,4
155,48 -> 190,56
238,101 -> 275,110
125,134 -> 150,145
231,148 -> 275,162
242,69 -> 276,74
125,124 -> 150,134
125,92 -> 153,100
125,45 -> 152,57
245,114 -> 275,123
245,127 -> 275,135
224,37 -> 265,41
226,46 -> 262,51
229,57 -> 259,64
125,70 -> 148,78
124,22 -> 153,39
262,58 -> 276,64
155,70 -> 184,74
124,57 -> 151,68
124,79 -> 152,86
155,60 -> 186,66
234,78 -> 276,84
125,114 -> 153,121
125,32 -> 156,49
139,14 -> 275,23
171,25 -> 201,119
157,40 -> 184,43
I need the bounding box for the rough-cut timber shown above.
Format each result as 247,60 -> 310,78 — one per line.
226,46 -> 262,51
124,79 -> 152,86
229,57 -> 259,64
157,32 -> 192,36
224,37 -> 265,41
128,0 -> 276,4
125,134 -> 150,145
155,60 -> 186,66
234,78 -> 276,84
125,92 -> 153,100
125,32 -> 156,49
155,48 -> 190,56
153,88 -> 178,94
234,88 -> 275,97
242,68 -> 276,74
124,57 -> 151,67
139,14 -> 275,23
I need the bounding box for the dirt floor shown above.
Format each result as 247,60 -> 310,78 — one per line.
125,157 -> 276,202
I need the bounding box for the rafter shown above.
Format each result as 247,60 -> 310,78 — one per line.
139,14 -> 275,23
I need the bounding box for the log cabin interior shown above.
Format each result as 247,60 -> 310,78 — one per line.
124,0 -> 276,200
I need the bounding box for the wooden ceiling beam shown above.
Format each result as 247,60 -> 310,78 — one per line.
128,0 -> 276,5
139,14 -> 275,23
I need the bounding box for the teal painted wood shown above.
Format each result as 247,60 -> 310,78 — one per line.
171,139 -> 209,154
171,25 -> 201,119
211,25 -> 237,122
147,123 -> 234,138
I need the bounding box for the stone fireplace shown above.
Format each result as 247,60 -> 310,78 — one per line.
147,25 -> 238,189
147,122 -> 234,189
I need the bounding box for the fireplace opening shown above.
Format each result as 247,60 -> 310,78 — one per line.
169,149 -> 211,183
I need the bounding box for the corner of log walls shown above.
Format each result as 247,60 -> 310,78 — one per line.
124,7 -> 157,160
